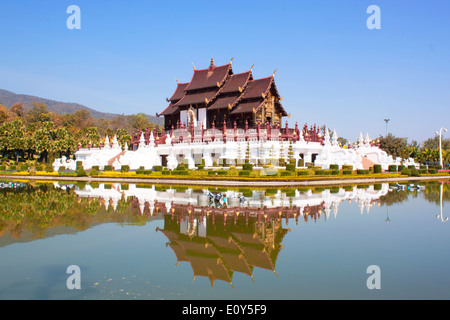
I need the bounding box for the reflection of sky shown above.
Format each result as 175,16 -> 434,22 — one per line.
280,196 -> 450,299
0,183 -> 449,299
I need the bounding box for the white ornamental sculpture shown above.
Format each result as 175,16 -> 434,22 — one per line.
165,133 -> 172,145
112,135 -> 121,150
149,131 -> 155,147
358,132 -> 365,148
139,132 -> 146,149
324,129 -> 331,147
203,149 -> 213,168
332,129 -> 339,147
167,150 -> 178,170
184,150 -> 195,169
104,136 -> 111,149
298,129 -> 304,142
365,133 -> 371,148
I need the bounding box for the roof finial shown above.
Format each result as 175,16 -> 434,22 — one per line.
272,68 -> 278,77
210,57 -> 215,67
230,56 -> 234,64
250,64 -> 255,72
175,78 -> 179,84
192,62 -> 196,70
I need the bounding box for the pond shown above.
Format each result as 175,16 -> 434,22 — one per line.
0,179 -> 449,300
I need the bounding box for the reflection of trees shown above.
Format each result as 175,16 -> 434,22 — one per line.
422,182 -> 450,205
379,181 -> 450,206
0,183 -> 142,242
380,189 -> 412,206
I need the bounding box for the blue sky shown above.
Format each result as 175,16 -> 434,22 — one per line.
0,0 -> 449,143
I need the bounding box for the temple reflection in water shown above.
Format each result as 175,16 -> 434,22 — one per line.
69,182 -> 389,287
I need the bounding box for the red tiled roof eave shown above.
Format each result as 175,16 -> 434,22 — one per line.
184,64 -> 233,92
159,103 -> 179,116
173,89 -> 219,107
168,82 -> 189,102
207,93 -> 241,111
230,99 -> 265,115
240,76 -> 274,100
219,71 -> 252,94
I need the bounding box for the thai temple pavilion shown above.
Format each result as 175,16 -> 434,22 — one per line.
158,58 -> 288,131
65,58 -> 418,172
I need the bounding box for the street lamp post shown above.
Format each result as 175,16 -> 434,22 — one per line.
384,119 -> 390,136
435,127 -> 447,168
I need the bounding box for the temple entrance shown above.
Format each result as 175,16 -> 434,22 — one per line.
161,155 -> 168,167
187,107 -> 196,126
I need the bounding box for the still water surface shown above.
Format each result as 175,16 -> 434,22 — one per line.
0,179 -> 449,300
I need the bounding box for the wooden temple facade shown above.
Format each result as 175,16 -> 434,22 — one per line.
158,58 -> 288,131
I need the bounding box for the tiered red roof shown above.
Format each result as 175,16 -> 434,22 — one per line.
159,59 -> 286,120
230,77 -> 273,115
208,71 -> 252,111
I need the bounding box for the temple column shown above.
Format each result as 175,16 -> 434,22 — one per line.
203,148 -> 213,168
304,152 -> 313,164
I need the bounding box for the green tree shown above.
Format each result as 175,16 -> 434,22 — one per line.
287,139 -> 295,164
378,134 -> 408,160
26,102 -> 50,124
54,128 -> 75,158
116,128 -> 131,149
9,102 -> 25,119
0,105 -> 9,124
245,142 -> 251,164
423,136 -> 450,151
32,121 -> 56,163
85,127 -> 101,147
0,119 -> 26,161
128,113 -> 152,131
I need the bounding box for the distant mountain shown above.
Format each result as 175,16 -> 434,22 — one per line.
0,88 -> 163,125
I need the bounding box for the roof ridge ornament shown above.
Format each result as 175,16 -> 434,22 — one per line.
210,57 -> 215,67
192,62 -> 196,70
272,68 -> 278,77
230,56 -> 234,64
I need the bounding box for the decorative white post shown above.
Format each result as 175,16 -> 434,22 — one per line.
435,127 -> 447,168
104,136 -> 110,149
331,129 -> 338,147
139,132 -> 145,149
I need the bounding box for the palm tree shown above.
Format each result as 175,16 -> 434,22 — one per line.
116,128 -> 131,149
32,121 -> 56,163
54,128 -> 75,158
85,127 -> 101,147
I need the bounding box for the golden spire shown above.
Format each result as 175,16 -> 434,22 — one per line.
210,57 -> 215,67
